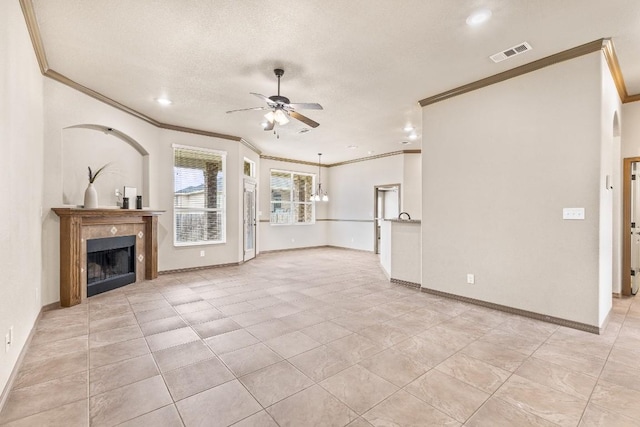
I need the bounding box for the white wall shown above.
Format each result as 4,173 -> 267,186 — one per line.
421,52 -> 607,327
598,55 -> 621,323
157,130 -> 242,270
0,0 -> 44,396
403,153 -> 422,219
621,102 -> 640,158
42,78 -> 252,302
42,79 -> 161,304
61,127 -> 146,207
258,158 -> 329,252
327,155 -> 406,251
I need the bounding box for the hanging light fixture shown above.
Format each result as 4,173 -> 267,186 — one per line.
310,153 -> 329,202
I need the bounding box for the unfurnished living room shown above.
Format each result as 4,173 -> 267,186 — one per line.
3,1 -> 640,426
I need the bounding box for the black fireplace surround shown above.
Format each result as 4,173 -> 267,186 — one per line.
87,235 -> 136,297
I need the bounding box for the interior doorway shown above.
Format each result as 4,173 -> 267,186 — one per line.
243,180 -> 257,262
623,158 -> 640,296
374,184 -> 401,254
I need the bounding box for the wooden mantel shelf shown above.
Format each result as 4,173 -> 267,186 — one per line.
53,207 -> 165,307
52,207 -> 165,217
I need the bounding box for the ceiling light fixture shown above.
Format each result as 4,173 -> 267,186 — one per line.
264,109 -> 289,126
403,125 -> 414,132
310,153 -> 329,202
156,97 -> 172,106
408,133 -> 418,141
466,9 -> 492,26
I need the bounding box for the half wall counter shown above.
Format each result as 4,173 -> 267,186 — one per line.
379,219 -> 421,287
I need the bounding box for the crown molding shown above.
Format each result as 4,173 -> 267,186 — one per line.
328,150 -> 420,167
259,155 -> 320,167
601,39 -> 640,104
19,0 -> 47,74
261,149 -> 421,168
419,39 -> 605,107
239,139 -> 262,155
419,38 -> 640,106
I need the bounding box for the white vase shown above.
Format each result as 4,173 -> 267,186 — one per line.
84,183 -> 98,208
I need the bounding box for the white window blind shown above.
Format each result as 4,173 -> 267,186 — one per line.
173,145 -> 226,245
270,170 -> 314,225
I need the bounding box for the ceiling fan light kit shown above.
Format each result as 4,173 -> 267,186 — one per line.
227,68 -> 323,132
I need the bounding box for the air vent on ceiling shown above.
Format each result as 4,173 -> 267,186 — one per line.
490,42 -> 532,63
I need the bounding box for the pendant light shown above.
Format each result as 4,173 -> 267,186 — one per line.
310,153 -> 329,202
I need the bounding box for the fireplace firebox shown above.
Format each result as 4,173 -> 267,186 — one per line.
87,235 -> 136,297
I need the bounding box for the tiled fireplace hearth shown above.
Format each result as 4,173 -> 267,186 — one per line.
53,208 -> 164,307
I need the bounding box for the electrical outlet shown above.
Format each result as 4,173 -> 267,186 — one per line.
467,274 -> 475,284
200,250 -> 205,257
562,208 -> 585,220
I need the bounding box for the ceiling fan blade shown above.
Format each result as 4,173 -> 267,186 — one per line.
288,103 -> 323,110
226,106 -> 268,114
251,92 -> 277,106
263,120 -> 275,131
290,111 -> 320,128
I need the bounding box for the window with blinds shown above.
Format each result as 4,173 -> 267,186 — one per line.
173,145 -> 226,245
270,170 -> 314,225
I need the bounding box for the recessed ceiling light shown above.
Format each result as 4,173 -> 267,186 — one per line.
156,97 -> 172,106
261,122 -> 268,128
466,9 -> 492,26
346,145 -> 358,149
403,125 -> 414,132
409,133 -> 419,141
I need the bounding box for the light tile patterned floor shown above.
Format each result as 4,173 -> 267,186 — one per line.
1,247 -> 639,426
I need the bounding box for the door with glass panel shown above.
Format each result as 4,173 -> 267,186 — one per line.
243,181 -> 257,261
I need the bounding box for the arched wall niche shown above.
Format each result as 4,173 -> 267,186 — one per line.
61,124 -> 150,207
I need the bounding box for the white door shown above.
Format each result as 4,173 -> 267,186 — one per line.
374,185 -> 401,254
632,163 -> 640,294
243,181 -> 257,262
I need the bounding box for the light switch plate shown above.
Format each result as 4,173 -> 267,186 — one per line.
563,208 -> 585,220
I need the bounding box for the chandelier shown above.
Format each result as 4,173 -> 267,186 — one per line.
310,153 -> 329,202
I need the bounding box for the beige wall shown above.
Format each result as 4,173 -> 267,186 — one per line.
599,55 -> 621,322
258,158 -> 329,252
0,0 -> 44,396
61,126 -> 146,207
327,154 -> 416,251
421,52 -> 608,327
41,79 -> 250,302
621,102 -> 640,158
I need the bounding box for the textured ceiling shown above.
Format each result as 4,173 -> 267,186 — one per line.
30,0 -> 640,164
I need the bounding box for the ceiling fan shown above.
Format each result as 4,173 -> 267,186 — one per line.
226,68 -> 323,131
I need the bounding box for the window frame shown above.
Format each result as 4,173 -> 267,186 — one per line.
172,144 -> 227,247
269,168 -> 316,226
243,157 -> 256,178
